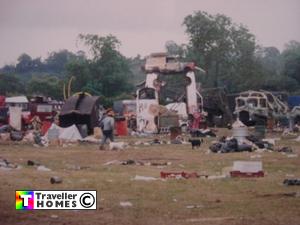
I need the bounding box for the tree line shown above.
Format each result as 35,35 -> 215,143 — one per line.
0,11 -> 299,106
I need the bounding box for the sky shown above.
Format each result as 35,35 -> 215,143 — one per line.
0,0 -> 300,66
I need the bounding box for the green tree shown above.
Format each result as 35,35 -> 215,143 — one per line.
165,40 -> 186,57
127,55 -> 146,85
16,53 -> 33,73
27,75 -> 63,99
281,40 -> 300,85
0,73 -> 24,95
67,34 -> 133,104
183,11 -> 257,92
45,49 -> 81,74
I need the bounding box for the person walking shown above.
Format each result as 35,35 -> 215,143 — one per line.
99,109 -> 115,150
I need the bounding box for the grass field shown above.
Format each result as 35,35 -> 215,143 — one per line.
0,129 -> 300,225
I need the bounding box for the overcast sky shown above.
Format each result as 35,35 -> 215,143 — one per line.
0,0 -> 299,66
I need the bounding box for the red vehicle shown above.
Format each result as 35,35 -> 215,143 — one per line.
28,96 -> 61,122
0,96 -> 63,130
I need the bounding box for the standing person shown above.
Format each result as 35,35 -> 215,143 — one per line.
99,109 -> 115,150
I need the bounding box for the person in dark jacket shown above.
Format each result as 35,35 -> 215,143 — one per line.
99,109 -> 115,150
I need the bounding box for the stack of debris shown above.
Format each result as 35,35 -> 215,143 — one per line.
209,119 -> 280,153
209,137 -> 253,153
0,157 -> 20,170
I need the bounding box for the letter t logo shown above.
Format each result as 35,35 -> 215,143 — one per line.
20,194 -> 32,207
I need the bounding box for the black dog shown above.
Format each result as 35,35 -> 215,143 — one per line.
188,139 -> 203,149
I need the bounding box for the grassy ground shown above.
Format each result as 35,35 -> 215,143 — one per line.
0,129 -> 299,225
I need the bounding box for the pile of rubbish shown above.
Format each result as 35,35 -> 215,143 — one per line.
283,179 -> 300,186
27,160 -> 51,171
103,159 -> 172,167
0,157 -> 20,170
209,136 -> 253,153
209,119 -> 281,153
0,123 -> 102,147
160,171 -> 204,179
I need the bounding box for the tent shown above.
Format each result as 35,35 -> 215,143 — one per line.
46,123 -> 82,141
59,94 -> 100,134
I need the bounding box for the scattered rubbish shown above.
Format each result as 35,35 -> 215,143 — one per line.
285,174 -> 295,177
283,179 -> 300,186
295,136 -> 300,142
131,175 -> 158,181
22,132 -> 35,143
10,131 -> 24,141
27,160 -> 40,166
250,154 -> 262,159
209,137 -> 253,153
120,201 -> 133,207
0,157 -> 19,170
33,131 -> 48,147
50,176 -> 63,184
262,138 -> 280,145
103,160 -> 122,166
150,162 -> 171,166
65,164 -> 90,170
149,138 -> 162,145
246,135 -> 274,150
230,161 -> 264,177
186,217 -> 234,222
0,157 -> 20,170
121,159 -> 142,165
37,165 -> 51,172
170,138 -> 183,144
286,154 -> 298,158
257,192 -> 300,198
186,204 -> 204,209
276,146 -> 293,153
81,136 -> 100,144
282,130 -> 298,139
103,159 -> 172,167
160,171 -> 206,179
0,133 -> 10,141
109,142 -> 128,150
207,175 -> 227,180
134,141 -> 142,145
0,124 -> 12,133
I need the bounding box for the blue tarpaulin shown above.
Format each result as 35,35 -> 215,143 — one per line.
288,96 -> 300,108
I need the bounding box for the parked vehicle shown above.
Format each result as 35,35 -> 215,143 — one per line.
142,52 -> 195,74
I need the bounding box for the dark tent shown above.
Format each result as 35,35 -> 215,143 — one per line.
59,94 -> 100,134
